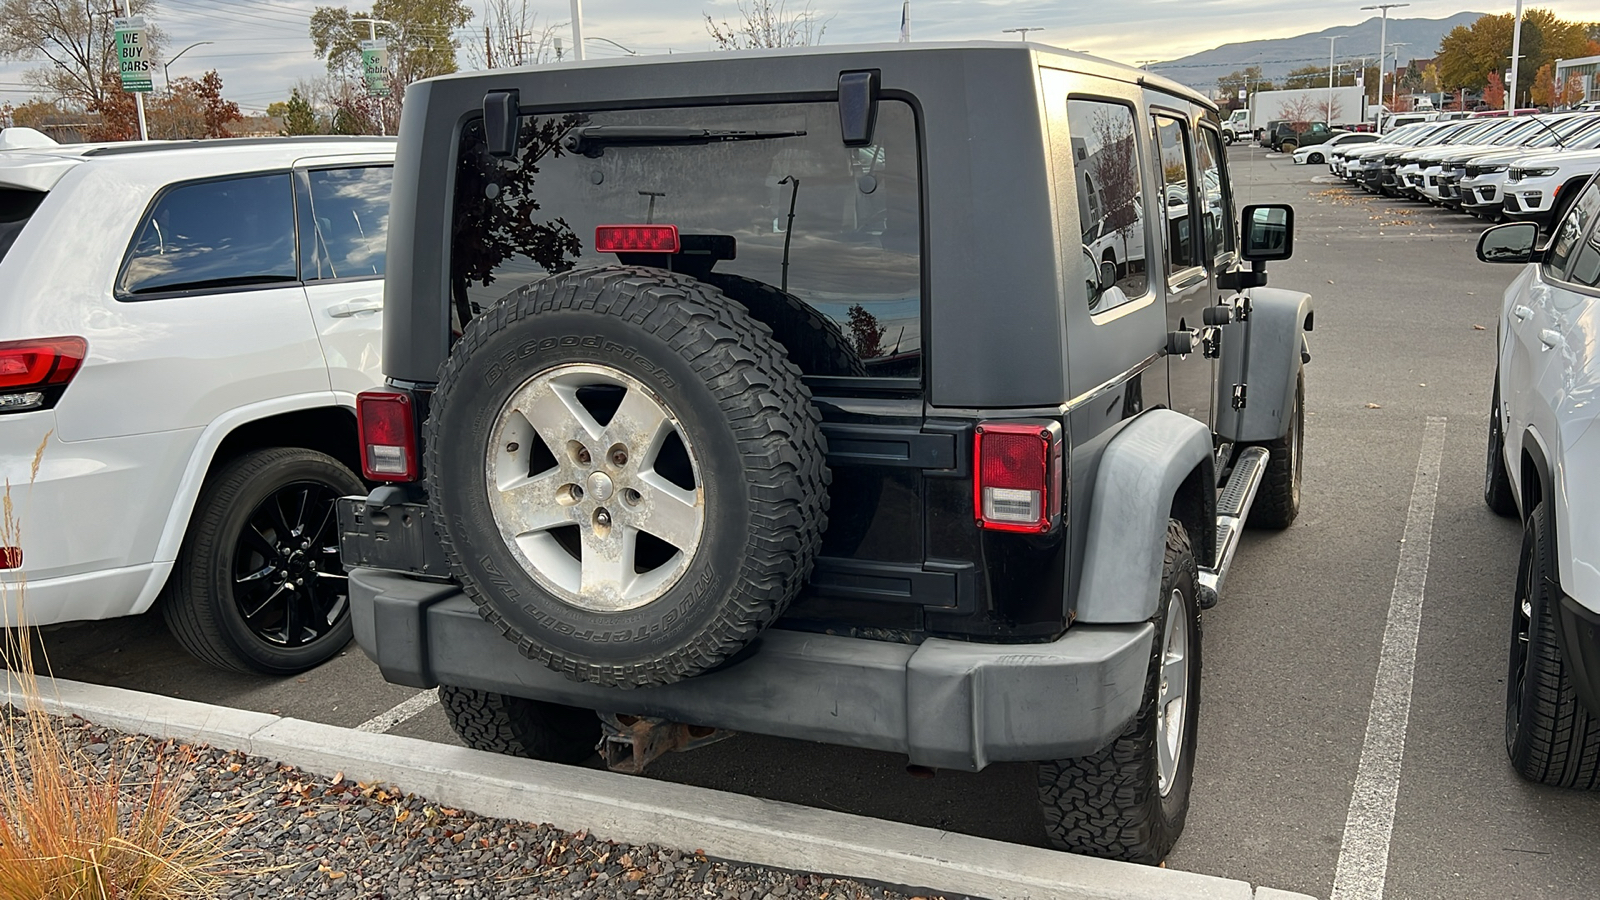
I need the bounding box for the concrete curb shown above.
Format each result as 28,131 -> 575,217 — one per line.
4,676 -> 1320,900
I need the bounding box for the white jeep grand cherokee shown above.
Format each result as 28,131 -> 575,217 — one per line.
1477,172 -> 1600,787
0,133 -> 394,674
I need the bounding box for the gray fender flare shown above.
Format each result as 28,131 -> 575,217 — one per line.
1215,287 -> 1314,444
1075,408 -> 1214,624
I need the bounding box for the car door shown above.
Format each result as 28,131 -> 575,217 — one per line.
295,158 -> 392,400
1536,184 -> 1600,457
1505,179 -> 1600,462
1150,107 -> 1214,427
56,170 -> 327,444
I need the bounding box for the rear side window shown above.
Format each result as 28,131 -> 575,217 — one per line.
121,173 -> 297,296
0,189 -> 45,262
1065,98 -> 1148,312
300,166 -> 392,281
1153,115 -> 1196,273
450,101 -> 923,378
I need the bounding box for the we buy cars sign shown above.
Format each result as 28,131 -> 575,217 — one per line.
113,17 -> 153,93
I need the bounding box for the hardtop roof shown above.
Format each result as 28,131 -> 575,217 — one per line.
419,41 -> 1216,112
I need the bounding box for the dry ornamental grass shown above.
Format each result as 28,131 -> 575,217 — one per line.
1,434 -> 233,899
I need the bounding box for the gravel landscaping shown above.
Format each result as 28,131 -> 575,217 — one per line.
2,707 -> 964,900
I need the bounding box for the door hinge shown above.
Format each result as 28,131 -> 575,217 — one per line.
1231,384 -> 1247,409
1203,328 -> 1221,359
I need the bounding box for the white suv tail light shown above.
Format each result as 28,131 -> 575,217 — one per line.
357,390 -> 418,481
0,336 -> 87,413
973,421 -> 1062,533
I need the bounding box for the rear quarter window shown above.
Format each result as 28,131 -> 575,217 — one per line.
0,189 -> 46,262
120,173 -> 298,297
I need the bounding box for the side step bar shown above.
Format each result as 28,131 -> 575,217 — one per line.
1196,446 -> 1270,609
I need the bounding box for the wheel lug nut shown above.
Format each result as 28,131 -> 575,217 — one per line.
577,448 -> 591,465
610,446 -> 628,467
595,508 -> 611,528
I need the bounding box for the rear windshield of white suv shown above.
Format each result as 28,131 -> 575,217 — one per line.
449,101 -> 923,379
0,189 -> 45,262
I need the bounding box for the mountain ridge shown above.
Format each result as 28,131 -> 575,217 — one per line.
1148,13 -> 1487,95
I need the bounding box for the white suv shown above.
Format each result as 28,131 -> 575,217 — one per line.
1477,174 -> 1600,787
0,134 -> 394,674
1502,148 -> 1600,230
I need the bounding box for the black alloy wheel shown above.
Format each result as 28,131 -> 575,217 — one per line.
162,447 -> 364,675
232,481 -> 347,648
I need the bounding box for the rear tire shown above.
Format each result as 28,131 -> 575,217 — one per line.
1246,368 -> 1304,529
440,685 -> 600,764
1485,376 -> 1518,517
1505,503 -> 1600,788
161,448 -> 363,675
1038,520 -> 1201,864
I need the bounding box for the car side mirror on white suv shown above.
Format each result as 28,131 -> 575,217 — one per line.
1476,221 -> 1542,264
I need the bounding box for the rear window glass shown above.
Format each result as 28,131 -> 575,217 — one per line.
0,189 -> 45,262
450,100 -> 923,378
121,173 -> 297,296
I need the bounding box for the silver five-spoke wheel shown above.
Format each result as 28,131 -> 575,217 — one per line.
1156,586 -> 1190,797
487,363 -> 704,612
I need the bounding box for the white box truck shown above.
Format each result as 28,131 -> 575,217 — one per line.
1248,86 -> 1367,138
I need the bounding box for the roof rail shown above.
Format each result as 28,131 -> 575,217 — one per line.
80,135 -> 396,157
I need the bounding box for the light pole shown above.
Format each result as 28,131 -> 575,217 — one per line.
1001,27 -> 1044,41
1361,3 -> 1409,133
570,0 -> 585,60
163,40 -> 213,92
584,36 -> 636,56
1325,36 -> 1344,126
1389,42 -> 1409,114
1508,0 -> 1524,112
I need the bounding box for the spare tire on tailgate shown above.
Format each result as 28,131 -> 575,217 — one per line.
426,266 -> 830,688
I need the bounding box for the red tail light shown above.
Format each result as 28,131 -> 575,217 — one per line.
595,224 -> 680,253
357,390 -> 418,482
0,336 -> 87,413
973,421 -> 1062,533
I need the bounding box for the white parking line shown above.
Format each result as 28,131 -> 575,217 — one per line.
1330,417 -> 1447,900
355,688 -> 440,733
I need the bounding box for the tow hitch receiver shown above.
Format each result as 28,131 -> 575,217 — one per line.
598,713 -> 733,774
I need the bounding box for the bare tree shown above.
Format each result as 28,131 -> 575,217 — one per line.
704,0 -> 829,50
1274,95 -> 1319,131
465,0 -> 559,69
0,0 -> 164,110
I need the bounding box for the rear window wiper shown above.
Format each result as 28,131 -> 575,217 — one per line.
563,126 -> 806,158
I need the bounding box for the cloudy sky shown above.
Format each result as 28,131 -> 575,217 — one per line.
2,0 -> 1592,114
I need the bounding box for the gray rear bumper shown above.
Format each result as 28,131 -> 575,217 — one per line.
349,567 -> 1153,772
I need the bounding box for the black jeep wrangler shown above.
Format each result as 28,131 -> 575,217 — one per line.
340,42 -> 1312,864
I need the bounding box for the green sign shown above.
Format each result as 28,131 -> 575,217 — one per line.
360,39 -> 390,97
113,17 -> 153,93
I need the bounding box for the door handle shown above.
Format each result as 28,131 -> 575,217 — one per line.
1513,305 -> 1533,321
328,298 -> 383,318
1539,329 -> 1563,350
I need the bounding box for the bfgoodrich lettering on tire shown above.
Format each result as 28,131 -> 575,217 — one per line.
426,267 -> 830,688
1037,519 -> 1202,864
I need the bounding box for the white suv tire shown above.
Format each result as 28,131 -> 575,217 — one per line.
161,447 -> 364,674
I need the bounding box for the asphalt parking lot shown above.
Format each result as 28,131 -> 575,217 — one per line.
25,144 -> 1600,899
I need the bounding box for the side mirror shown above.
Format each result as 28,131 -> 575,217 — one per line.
1476,221 -> 1541,264
1241,204 -> 1294,261
1099,260 -> 1119,292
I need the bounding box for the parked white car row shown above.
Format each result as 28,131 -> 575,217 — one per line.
1326,112 -> 1600,229
0,129 -> 395,674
